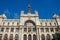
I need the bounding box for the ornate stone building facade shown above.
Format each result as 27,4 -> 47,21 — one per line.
0,5 -> 60,40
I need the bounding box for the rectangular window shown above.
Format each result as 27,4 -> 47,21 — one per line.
16,28 -> 19,32
55,28 -> 58,32
41,28 -> 44,32
50,28 -> 54,32
5,28 -> 9,32
46,28 -> 49,32
1,28 -> 4,32
11,28 -> 14,32
24,28 -> 27,32
33,28 -> 36,32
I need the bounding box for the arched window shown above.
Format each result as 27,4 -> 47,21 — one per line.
0,34 -> 2,40
9,34 -> 13,40
24,20 -> 36,32
15,34 -> 19,40
46,34 -> 50,40
28,34 -> 31,40
23,34 -> 27,40
41,34 -> 45,40
25,20 -> 36,27
4,34 -> 8,40
33,34 -> 36,40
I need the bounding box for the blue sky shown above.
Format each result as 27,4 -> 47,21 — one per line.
0,0 -> 60,19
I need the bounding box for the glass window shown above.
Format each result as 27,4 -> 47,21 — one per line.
16,28 -> 19,32
26,22 -> 34,26
54,23 -> 56,26
40,23 -> 42,26
17,23 -> 19,25
5,28 -> 9,32
46,28 -> 49,32
8,22 -> 9,26
24,28 -> 27,32
11,28 -> 14,32
1,28 -> 4,32
33,28 -> 36,32
55,28 -> 58,32
50,23 -> 51,26
41,28 -> 44,32
50,28 -> 54,32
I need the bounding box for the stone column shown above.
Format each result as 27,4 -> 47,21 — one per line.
32,34 -> 33,40
20,28 -> 22,40
22,28 -> 23,40
54,28 -> 55,33
36,28 -> 39,40
49,28 -> 51,33
40,34 -> 41,40
44,28 -> 46,33
39,28 -> 41,40
13,28 -> 15,40
45,34 -> 46,40
27,34 -> 28,40
19,27 -> 20,40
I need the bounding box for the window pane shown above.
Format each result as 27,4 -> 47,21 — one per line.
1,28 -> 4,32
24,28 -> 27,32
5,28 -> 9,32
16,28 -> 19,32
33,28 -> 36,32
41,28 -> 44,32
46,28 -> 49,32
50,28 -> 54,32
11,28 -> 14,32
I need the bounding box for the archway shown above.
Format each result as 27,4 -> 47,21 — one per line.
9,34 -> 13,40
46,34 -> 50,40
15,34 -> 19,40
24,20 -> 36,27
23,34 -> 27,40
52,34 -> 55,40
28,34 -> 32,40
0,34 -> 2,40
41,34 -> 45,40
33,34 -> 36,40
4,34 -> 8,40
24,20 -> 36,32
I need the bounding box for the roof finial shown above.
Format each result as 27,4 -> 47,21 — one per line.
28,4 -> 31,13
